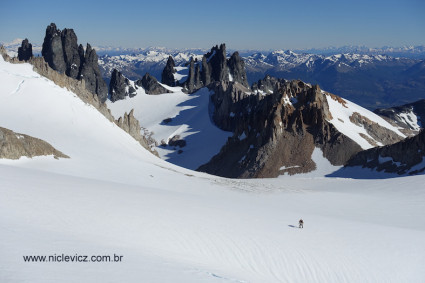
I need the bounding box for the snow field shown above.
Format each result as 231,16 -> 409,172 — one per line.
107,84 -> 232,169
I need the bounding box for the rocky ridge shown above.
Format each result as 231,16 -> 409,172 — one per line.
344,130 -> 425,175
41,23 -> 108,102
0,126 -> 69,160
374,99 -> 425,136
199,76 -> 404,178
1,45 -> 157,157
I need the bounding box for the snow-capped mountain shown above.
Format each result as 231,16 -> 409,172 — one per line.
247,50 -> 322,69
199,78 -> 406,178
104,69 -> 406,178
98,44 -> 411,178
299,45 -> 425,58
246,50 -> 424,109
98,47 -> 204,83
245,50 -> 401,73
98,47 -> 425,109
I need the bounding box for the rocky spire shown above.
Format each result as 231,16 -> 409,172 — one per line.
161,56 -> 176,86
79,43 -> 108,102
41,23 -> 108,102
17,39 -> 33,61
61,28 -> 81,79
228,51 -> 249,88
109,69 -> 136,102
42,23 -> 66,73
185,58 -> 197,93
180,43 -> 249,93
201,56 -> 211,86
208,44 -> 228,82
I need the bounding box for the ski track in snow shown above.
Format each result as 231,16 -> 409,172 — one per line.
10,79 -> 25,95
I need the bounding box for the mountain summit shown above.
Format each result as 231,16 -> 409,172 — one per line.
41,23 -> 108,102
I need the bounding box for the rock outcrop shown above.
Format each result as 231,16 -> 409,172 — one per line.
136,73 -> 171,95
18,39 -> 33,61
344,130 -> 425,175
161,56 -> 176,86
251,75 -> 287,95
180,44 -> 249,93
109,69 -> 137,102
0,126 -> 69,160
349,112 -> 402,146
41,23 -> 108,102
114,109 -> 157,155
374,99 -> 425,136
198,80 -> 366,178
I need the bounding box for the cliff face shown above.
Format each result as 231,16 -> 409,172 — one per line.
41,23 -> 108,102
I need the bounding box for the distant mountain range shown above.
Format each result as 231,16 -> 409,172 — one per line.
95,48 -> 425,109
3,38 -> 425,58
244,51 -> 425,109
98,48 -> 204,85
4,38 -> 423,109
293,45 -> 425,59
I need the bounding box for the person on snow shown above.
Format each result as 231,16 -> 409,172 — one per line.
299,218 -> 304,228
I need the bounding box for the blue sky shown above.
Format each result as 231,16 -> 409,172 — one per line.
1,0 -> 424,50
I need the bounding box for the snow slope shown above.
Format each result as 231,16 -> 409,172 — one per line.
1,57 -> 425,282
107,85 -> 232,170
0,56 -> 188,184
324,91 -> 406,149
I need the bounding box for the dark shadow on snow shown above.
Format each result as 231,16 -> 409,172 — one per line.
326,166 -> 425,180
157,88 -> 232,170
